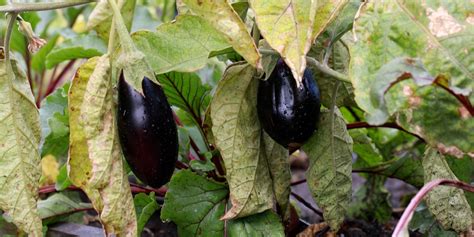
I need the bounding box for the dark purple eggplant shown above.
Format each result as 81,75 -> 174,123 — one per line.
117,74 -> 178,188
257,59 -> 321,148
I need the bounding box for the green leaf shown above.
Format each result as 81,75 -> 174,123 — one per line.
348,176 -> 392,223
45,34 -> 107,69
422,146 -> 472,232
190,159 -> 216,173
87,0 -> 136,41
262,132 -> 291,217
0,52 -> 42,235
210,62 -> 273,219
31,34 -> 59,72
302,108 -> 353,230
446,155 -> 474,211
40,83 -> 69,158
132,15 -> 230,75
227,210 -> 285,237
161,170 -> 228,236
183,0 -> 260,68
134,193 -> 160,234
55,164 -> 72,191
38,193 -> 92,220
156,72 -> 211,124
350,129 -> 383,166
350,1 -> 473,121
409,204 -> 458,237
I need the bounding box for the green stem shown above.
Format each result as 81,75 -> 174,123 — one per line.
4,13 -> 18,62
0,0 -> 95,12
258,49 -> 351,83
252,19 -> 260,46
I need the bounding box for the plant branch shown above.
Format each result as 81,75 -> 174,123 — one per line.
434,82 -> 474,117
39,183 -> 168,197
291,179 -> 307,186
346,121 -> 424,141
290,191 -> 323,218
0,0 -> 95,12
392,179 -> 474,236
258,49 -> 350,83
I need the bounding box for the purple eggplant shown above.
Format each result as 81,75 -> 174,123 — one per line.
257,59 -> 321,148
117,74 -> 178,188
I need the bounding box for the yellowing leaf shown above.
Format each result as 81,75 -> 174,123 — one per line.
211,63 -> 273,219
0,50 -> 42,235
68,56 -> 137,235
40,155 -> 59,186
87,0 -> 136,41
182,0 -> 261,68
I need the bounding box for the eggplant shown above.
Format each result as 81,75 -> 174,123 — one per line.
257,59 -> 321,148
117,74 -> 178,188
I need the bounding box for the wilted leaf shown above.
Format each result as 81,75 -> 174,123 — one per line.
183,0 -> 260,68
262,132 -> 291,217
210,62 -> 273,219
161,170 -> 228,236
422,147 -> 472,232
350,1 -> 473,121
134,193 -> 159,234
87,0 -> 136,41
227,210 -> 285,237
156,72 -> 211,125
302,108 -> 352,230
133,15 -> 230,75
68,57 -> 137,235
45,34 -> 107,69
0,53 -> 42,235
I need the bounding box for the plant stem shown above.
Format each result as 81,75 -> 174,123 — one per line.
392,179 -> 474,236
346,121 -> 424,141
290,191 -> 323,218
0,0 -> 95,12
291,179 -> 306,186
258,49 -> 351,83
252,19 -> 260,45
39,183 -> 168,196
4,13 -> 18,62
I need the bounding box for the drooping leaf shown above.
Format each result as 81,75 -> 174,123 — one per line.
156,72 -> 211,125
250,0 -> 347,85
132,15 -> 230,75
262,132 -> 291,217
161,170 -> 228,236
40,83 -> 70,158
210,62 -> 273,219
38,193 -> 92,220
0,51 -> 42,235
45,34 -> 107,69
68,56 -> 137,235
350,1 -> 473,120
87,0 -> 136,41
134,193 -> 160,234
302,108 -> 352,230
422,147 -> 472,232
182,0 -> 260,68
227,210 -> 285,237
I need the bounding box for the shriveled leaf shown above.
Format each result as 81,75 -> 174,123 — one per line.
45,34 -> 107,69
227,210 -> 285,237
183,0 -> 260,68
262,132 -> 291,217
422,147 -> 472,232
87,0 -> 135,41
134,193 -> 159,234
40,83 -> 69,158
161,170 -> 228,236
68,57 -> 137,235
133,15 -> 229,75
156,72 -> 211,125
350,1 -> 473,120
38,193 -> 92,220
302,108 -> 352,230
210,62 -> 273,219
0,53 -> 42,235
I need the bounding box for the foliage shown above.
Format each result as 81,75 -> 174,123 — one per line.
0,0 -> 472,236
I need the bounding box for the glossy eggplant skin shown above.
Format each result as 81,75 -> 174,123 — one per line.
117,75 -> 178,188
257,59 -> 321,147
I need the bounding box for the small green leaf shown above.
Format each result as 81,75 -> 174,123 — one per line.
38,193 -> 92,220
161,170 -> 228,236
190,159 -> 216,172
350,129 -> 383,166
302,108 -> 353,231
31,34 -> 59,72
45,34 -> 107,69
134,193 -> 160,234
132,15 -> 230,75
422,147 -> 472,232
227,210 -> 285,237
210,62 -> 273,219
55,164 -> 72,191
